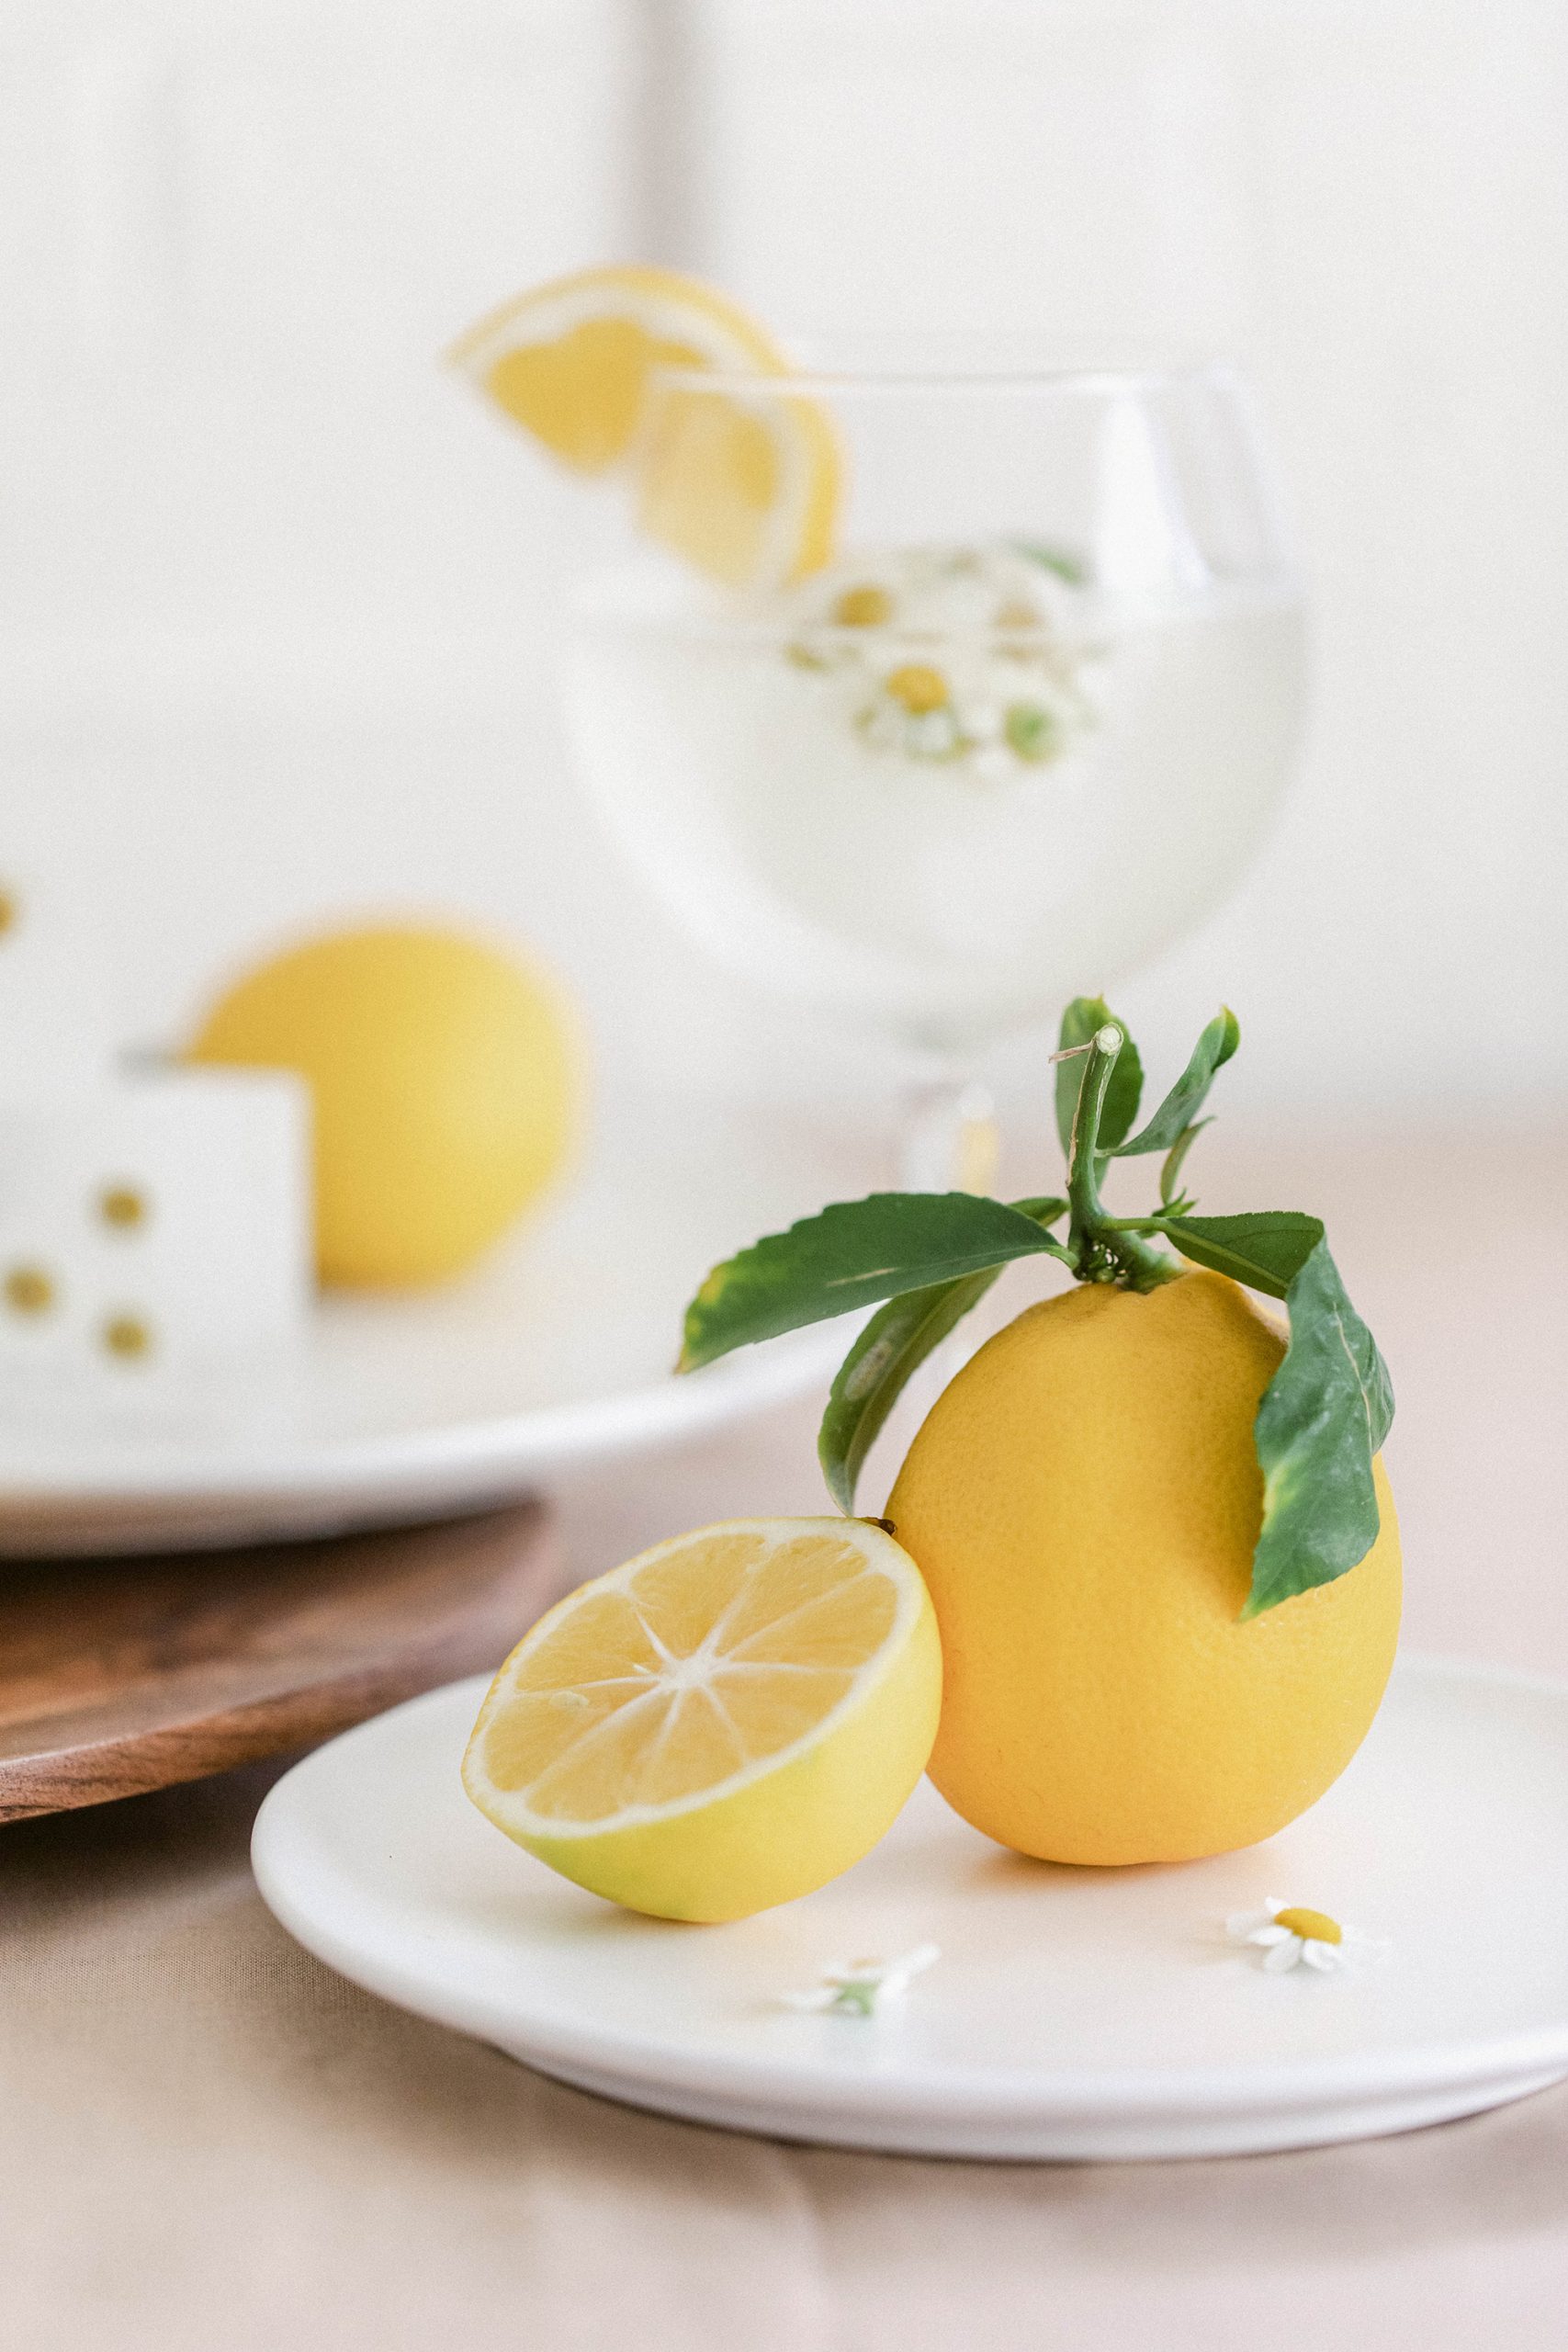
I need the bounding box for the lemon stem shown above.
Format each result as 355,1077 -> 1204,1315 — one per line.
1065,1025 -> 1180,1291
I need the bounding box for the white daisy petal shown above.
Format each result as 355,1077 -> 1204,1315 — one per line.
1225,1896 -> 1382,1978
785,1944 -> 940,2017
875,1942 -> 941,1996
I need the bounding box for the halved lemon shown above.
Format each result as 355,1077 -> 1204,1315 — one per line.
462,1517 -> 941,1921
447,263 -> 838,587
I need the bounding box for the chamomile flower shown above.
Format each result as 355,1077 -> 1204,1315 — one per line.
781,1942 -> 941,2018
779,541 -> 1101,776
1225,1897 -> 1384,1974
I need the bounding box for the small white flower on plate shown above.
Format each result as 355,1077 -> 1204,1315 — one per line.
1225,1897 -> 1384,1974
782,1942 -> 941,2018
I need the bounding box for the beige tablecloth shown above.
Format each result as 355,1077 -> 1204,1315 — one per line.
4,1132 -> 1566,2351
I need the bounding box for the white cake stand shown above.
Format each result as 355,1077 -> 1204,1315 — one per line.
0,1097 -> 868,1555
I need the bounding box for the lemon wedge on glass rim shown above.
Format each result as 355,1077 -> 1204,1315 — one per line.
447,262 -> 839,587
462,1517 -> 941,1921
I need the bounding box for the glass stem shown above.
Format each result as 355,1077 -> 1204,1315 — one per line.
898,1071 -> 998,1193
884,1068 -> 1003,1460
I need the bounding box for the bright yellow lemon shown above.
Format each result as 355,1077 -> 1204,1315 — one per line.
188,923 -> 576,1287
448,263 -> 838,586
463,1517 -> 941,1921
886,1271 -> 1401,1865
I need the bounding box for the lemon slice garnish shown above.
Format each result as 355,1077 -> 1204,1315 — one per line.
462,1516 -> 940,1920
448,263 -> 838,586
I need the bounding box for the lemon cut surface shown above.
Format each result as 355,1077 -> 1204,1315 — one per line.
463,1517 -> 941,1921
448,263 -> 837,586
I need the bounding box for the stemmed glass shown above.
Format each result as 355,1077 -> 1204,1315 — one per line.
562,359 -> 1304,1184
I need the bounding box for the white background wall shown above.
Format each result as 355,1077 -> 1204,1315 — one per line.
3,0 -> 1565,1123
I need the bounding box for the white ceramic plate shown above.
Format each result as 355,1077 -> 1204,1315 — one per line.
0,1100 -> 873,1555
252,1656 -> 1568,2162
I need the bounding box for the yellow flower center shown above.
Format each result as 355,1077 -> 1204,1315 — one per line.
885,664 -> 949,714
99,1184 -> 151,1231
832,584 -> 894,628
1274,1906 -> 1342,1945
5,1264 -> 56,1316
102,1313 -> 154,1362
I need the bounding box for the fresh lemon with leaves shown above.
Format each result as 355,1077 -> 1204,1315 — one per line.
188,923 -> 576,1287
463,1517 -> 940,1921
886,1272 -> 1400,1863
448,262 -> 839,587
680,996 -> 1401,1871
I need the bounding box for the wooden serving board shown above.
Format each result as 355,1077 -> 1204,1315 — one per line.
0,1500 -> 563,1822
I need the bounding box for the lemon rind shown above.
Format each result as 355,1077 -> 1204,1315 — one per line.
446,264 -> 838,584
446,262 -> 786,391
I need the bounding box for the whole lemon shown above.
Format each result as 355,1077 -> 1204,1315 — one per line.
188,924 -> 576,1286
886,1270 -> 1400,1865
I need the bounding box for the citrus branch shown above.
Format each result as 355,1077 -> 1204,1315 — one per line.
1060,1026 -> 1180,1291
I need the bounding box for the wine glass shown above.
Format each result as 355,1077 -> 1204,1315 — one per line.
562,359 -> 1304,1184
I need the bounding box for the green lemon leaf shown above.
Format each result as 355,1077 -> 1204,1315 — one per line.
1054,997 -> 1143,1159
1010,538 -> 1086,585
1158,1117 -> 1212,1208
1246,1238 -> 1395,1615
1160,1210 -> 1325,1301
1112,1008 -> 1239,1158
815,1193 -> 1067,1513
678,1192 -> 1069,1373
818,1270 -> 1003,1515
